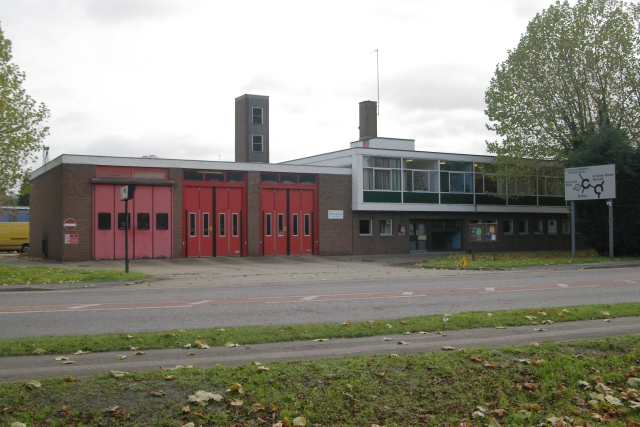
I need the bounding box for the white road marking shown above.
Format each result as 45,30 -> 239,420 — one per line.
67,304 -> 101,310
484,287 -> 495,292
557,283 -> 569,288
402,292 -> 413,296
301,296 -> 318,301
188,300 -> 211,305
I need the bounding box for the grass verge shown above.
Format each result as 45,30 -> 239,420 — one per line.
3,302 -> 638,357
0,265 -> 150,286
1,335 -> 639,426
420,251 -> 637,269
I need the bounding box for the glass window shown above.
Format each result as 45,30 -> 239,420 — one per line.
534,219 -> 543,233
359,219 -> 372,235
226,172 -> 245,182
252,107 -> 263,124
484,175 -> 498,193
252,135 -> 263,152
439,161 -> 473,172
184,170 -> 204,181
363,168 -> 373,190
470,219 -> 482,224
364,157 -> 400,168
189,213 -> 196,237
474,173 -> 484,193
503,220 -> 513,234
156,213 -> 169,230
261,173 -> 278,183
98,213 -> 111,230
379,219 -> 392,235
16,210 -> 29,222
292,214 -> 298,236
204,172 -> 224,182
280,173 -> 297,184
219,213 -> 225,236
450,172 -> 466,192
548,220 -> 557,234
518,219 -> 528,234
265,213 -> 272,236
486,219 -> 498,224
440,171 -> 450,192
375,169 -> 391,190
278,214 -> 284,236
137,213 -> 150,230
304,214 -> 310,236
232,213 -> 238,237
118,213 -> 131,230
545,177 -> 564,196
203,213 -> 210,237
404,158 -> 438,170
299,174 -> 316,184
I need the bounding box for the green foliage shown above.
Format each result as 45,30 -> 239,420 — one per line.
485,0 -> 640,164
16,172 -> 30,206
567,123 -> 640,255
0,265 -> 149,286
0,24 -> 50,191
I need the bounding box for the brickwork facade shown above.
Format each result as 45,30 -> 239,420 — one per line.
247,171 -> 261,256
30,167 -> 63,260
318,174 -> 353,255
169,168 -> 182,258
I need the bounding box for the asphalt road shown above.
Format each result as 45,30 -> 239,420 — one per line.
1,256 -> 639,339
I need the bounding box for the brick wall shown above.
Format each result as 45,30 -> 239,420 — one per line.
60,165 -> 96,261
247,171 -> 261,256
30,167 -> 63,260
352,212 -> 409,255
235,97 -> 248,163
169,168 -> 183,258
318,174 -> 353,255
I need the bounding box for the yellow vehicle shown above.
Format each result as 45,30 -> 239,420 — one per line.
0,207 -> 30,253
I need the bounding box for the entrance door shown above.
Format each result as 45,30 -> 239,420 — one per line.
215,188 -> 243,257
184,187 -> 213,257
262,189 -> 288,255
409,220 -> 428,251
431,219 -> 462,251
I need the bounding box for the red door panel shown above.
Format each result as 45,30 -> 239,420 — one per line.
289,190 -> 302,255
200,188 -> 213,257
184,187 -> 200,257
94,185 -> 115,260
152,186 -> 172,259
215,188 -> 229,257
114,196 -> 134,260
261,189 -> 288,255
300,189 -> 315,255
133,186 -> 153,259
229,188 -> 243,256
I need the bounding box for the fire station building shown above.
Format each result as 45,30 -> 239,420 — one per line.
30,95 -> 573,262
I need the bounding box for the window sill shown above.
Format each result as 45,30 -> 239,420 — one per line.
359,234 -> 373,236
380,234 -> 393,237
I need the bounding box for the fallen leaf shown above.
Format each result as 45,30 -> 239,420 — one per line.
33,349 -> 47,355
61,360 -> 75,364
116,355 -> 127,360
74,350 -> 89,355
600,311 -> 610,316
442,346 -> 456,351
181,405 -> 190,413
382,337 -> 391,341
403,331 -> 411,335
417,331 -> 428,335
397,341 -> 410,345
529,342 -> 539,347
523,382 -> 538,391
164,375 -> 175,380
149,390 -> 166,397
183,344 -> 191,349
103,406 -> 119,413
388,353 -> 399,358
229,398 -> 243,406
342,321 -> 351,325
257,365 -> 269,371
195,340 -> 210,349
524,403 -> 541,411
109,370 -> 128,377
64,375 -> 76,382
487,417 -> 501,427
251,403 -> 266,412
181,423 -> 195,427
227,382 -> 245,394
134,351 -> 145,355
187,390 -> 223,406
186,352 -> 196,356
25,381 -> 41,389
312,339 -> 329,342
126,335 -> 134,339
11,423 -> 26,427
292,416 -> 307,426
628,377 -> 640,387
55,356 -> 70,361
525,316 -> 537,321
225,342 -> 240,347
469,354 -> 482,362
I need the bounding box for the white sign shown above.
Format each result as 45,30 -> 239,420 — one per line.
564,164 -> 616,201
120,185 -> 130,201
63,218 -> 77,231
328,210 -> 343,220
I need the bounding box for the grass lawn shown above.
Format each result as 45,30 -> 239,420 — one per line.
420,251 -> 637,269
2,302 -> 638,357
0,265 -> 150,286
1,335 -> 639,426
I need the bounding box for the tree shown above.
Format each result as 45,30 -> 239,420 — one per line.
566,122 -> 640,256
0,24 -> 49,192
16,171 -> 30,206
485,0 -> 640,166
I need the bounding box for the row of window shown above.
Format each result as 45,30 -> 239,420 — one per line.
264,213 -> 311,236
189,212 -> 239,237
502,219 -> 570,235
363,156 -> 564,196
184,170 -> 246,182
97,213 -> 169,231
260,173 -> 316,184
0,209 -> 29,223
359,219 -> 393,236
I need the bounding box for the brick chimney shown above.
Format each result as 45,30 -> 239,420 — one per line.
358,100 -> 377,139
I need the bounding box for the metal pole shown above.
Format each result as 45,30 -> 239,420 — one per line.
608,200 -> 614,259
125,199 -> 129,273
571,201 -> 576,259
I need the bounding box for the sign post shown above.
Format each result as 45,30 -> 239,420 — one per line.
119,185 -> 135,273
469,223 -> 498,261
564,164 -> 616,259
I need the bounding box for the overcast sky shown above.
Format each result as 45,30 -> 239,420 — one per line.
2,0 -> 561,165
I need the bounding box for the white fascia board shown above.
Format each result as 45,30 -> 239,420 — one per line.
30,154 -> 352,180
352,202 -> 569,214
281,149 -> 358,166
351,148 -> 496,163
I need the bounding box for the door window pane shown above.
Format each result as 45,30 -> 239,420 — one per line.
278,214 -> 284,236
118,213 -> 131,230
265,213 -> 272,236
219,213 -> 226,236
189,213 -> 196,237
203,213 -> 210,237
98,213 -> 111,230
232,213 -> 238,237
304,214 -> 310,236
137,213 -> 150,230
292,214 -> 298,236
156,213 -> 169,230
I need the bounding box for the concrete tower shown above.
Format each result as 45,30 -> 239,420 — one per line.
235,94 -> 269,163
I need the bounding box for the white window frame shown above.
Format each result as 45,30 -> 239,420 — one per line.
379,219 -> 393,236
203,212 -> 210,237
252,107 -> 263,125
534,219 -> 544,234
518,219 -> 529,234
359,219 -> 372,236
219,213 -> 226,237
252,135 -> 263,152
503,219 -> 513,235
548,219 -> 558,234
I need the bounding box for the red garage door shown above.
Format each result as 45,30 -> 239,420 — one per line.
261,188 -> 315,256
93,185 -> 172,260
